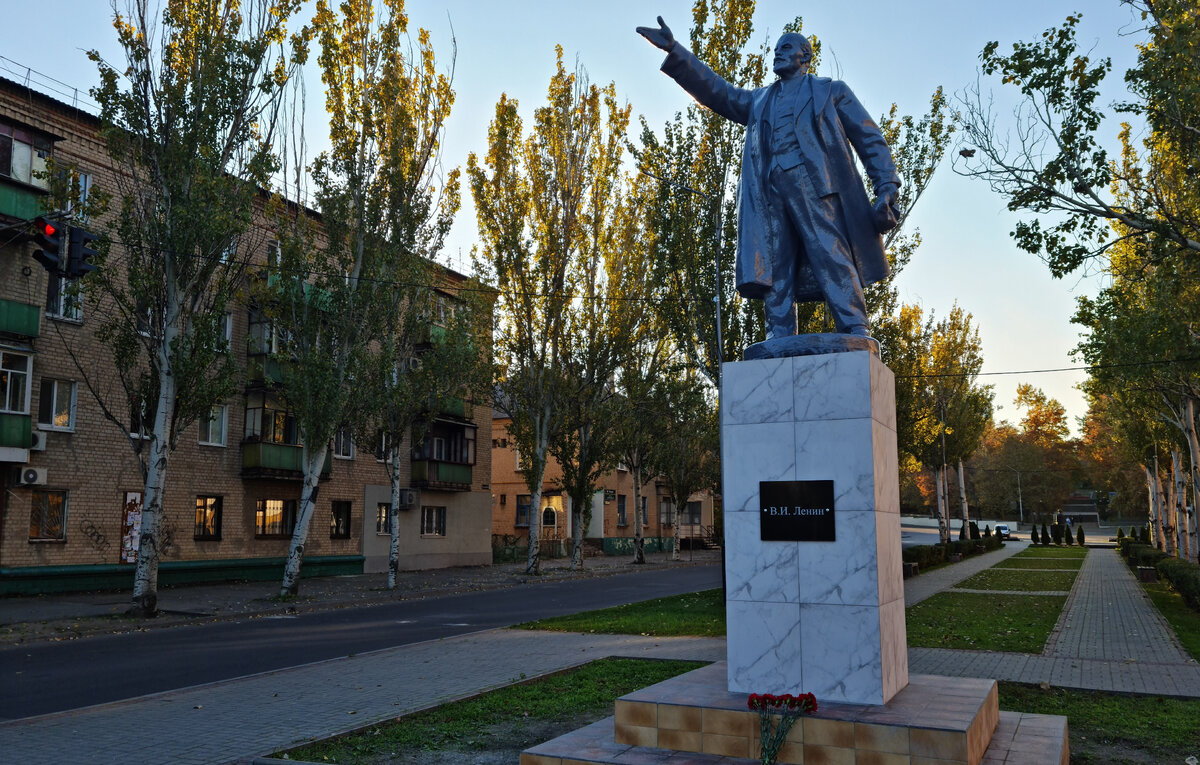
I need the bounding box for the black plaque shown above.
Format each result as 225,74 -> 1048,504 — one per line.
759,480 -> 835,542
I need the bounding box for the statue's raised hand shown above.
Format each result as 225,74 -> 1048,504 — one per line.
636,16 -> 675,52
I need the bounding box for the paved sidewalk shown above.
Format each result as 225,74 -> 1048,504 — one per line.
0,628 -> 726,765
903,539 -> 1028,605
909,547 -> 1200,697
0,550 -> 722,646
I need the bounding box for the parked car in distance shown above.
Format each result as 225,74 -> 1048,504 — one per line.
995,524 -> 1011,540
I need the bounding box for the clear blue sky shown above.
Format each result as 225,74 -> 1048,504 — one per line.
3,1 -> 1149,434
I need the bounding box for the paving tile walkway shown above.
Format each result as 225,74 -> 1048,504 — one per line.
0,629 -> 726,765
909,547 -> 1200,698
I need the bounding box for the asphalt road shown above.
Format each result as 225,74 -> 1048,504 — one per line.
900,524 -> 941,547
0,564 -> 721,721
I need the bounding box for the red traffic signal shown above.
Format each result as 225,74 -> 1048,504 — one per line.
31,216 -> 64,274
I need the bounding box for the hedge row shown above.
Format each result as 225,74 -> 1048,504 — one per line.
1121,541 -> 1200,612
902,533 -> 1003,570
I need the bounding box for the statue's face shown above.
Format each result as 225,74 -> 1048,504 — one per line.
773,33 -> 810,78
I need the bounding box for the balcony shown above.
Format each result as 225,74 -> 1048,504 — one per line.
439,396 -> 466,419
410,459 -> 472,491
242,441 -> 331,480
0,298 -> 40,338
0,413 -> 32,448
0,182 -> 44,222
246,355 -> 284,385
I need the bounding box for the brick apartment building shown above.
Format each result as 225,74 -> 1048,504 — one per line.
490,413 -> 716,557
0,75 -> 492,594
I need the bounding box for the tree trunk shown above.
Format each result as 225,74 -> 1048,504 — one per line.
1145,463 -> 1157,544
1185,397 -> 1200,563
957,459 -> 970,530
1153,456 -> 1166,550
525,407 -> 552,575
130,350 -> 177,618
388,445 -> 403,589
935,466 -> 949,545
631,460 -> 645,564
570,491 -> 586,570
671,504 -> 681,561
280,442 -> 329,596
1171,449 -> 1184,557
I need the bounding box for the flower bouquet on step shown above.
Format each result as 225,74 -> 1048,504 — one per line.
747,692 -> 818,765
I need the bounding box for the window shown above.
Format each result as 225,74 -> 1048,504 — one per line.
244,391 -> 297,444
376,502 -> 392,534
617,494 -> 626,527
376,433 -> 392,463
130,397 -> 150,440
686,501 -> 702,526
38,378 -> 75,430
515,495 -> 531,527
64,170 -> 91,219
330,501 -> 351,539
641,496 -> 648,526
198,405 -> 227,446
542,507 -> 556,527
421,505 -> 446,537
333,427 -> 355,459
246,307 -> 280,356
513,444 -> 521,471
46,275 -> 82,321
0,122 -> 53,189
0,352 -> 31,414
412,422 -> 476,465
661,498 -> 677,526
255,499 -> 296,537
29,489 -> 67,541
194,496 -> 222,540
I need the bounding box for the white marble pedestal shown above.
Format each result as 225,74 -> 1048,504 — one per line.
721,351 -> 907,706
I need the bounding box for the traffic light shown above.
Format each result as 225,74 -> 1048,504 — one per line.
31,217 -> 64,274
66,226 -> 99,279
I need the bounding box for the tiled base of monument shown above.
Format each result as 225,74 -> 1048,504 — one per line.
519,662 -> 1070,765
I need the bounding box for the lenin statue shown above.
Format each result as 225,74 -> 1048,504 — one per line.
638,17 -> 901,351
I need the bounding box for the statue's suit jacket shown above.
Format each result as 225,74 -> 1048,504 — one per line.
661,43 -> 899,302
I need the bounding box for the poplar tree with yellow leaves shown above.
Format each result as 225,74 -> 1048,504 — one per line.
266,0 -> 464,595
469,50 -> 630,574
81,0 -> 307,617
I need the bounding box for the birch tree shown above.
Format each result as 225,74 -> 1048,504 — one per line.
83,0 -> 305,616
267,0 -> 460,594
468,50 -> 617,574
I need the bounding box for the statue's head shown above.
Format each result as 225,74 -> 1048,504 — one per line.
773,33 -> 812,79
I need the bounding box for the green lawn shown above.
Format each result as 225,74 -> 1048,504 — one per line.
1000,682 -> 1200,764
1014,546 -> 1088,559
994,558 -> 1084,570
955,568 -> 1078,592
279,658 -> 706,764
905,592 -> 1066,652
1140,579 -> 1200,662
515,588 -> 725,636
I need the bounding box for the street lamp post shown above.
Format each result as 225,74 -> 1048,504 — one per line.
1010,467 -> 1025,526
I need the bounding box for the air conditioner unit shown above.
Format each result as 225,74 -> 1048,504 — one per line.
397,488 -> 417,508
29,431 -> 47,452
18,467 -> 47,486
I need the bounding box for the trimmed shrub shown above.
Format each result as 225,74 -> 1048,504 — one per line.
1076,526 -> 1085,546
959,522 -> 968,541
984,524 -> 992,537
1116,528 -> 1125,543
969,521 -> 981,540
1157,557 -> 1200,611
1031,526 -> 1040,544
1041,523 -> 1051,545
1141,525 -> 1151,544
